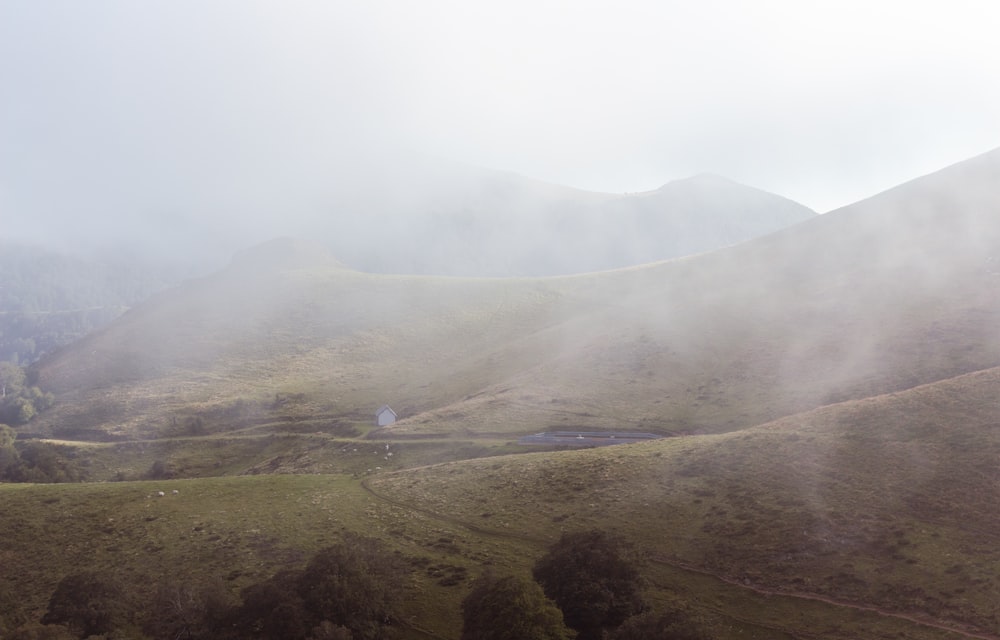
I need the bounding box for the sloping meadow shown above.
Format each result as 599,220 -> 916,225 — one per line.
370,365 -> 1000,634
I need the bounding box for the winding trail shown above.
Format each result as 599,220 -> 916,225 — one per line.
360,478 -> 1000,640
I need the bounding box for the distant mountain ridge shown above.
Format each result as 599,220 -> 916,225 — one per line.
7,148 -> 1000,640
2,168 -> 815,363
26,147 -> 1000,442
325,168 -> 816,275
5,163 -> 817,280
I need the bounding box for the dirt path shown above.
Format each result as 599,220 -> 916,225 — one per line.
361,478 -> 1000,640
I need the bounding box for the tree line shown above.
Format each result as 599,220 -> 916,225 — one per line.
0,307 -> 125,365
5,530 -> 714,639
0,426 -> 82,483
462,529 -> 710,640
8,534 -> 407,640
0,361 -> 78,482
0,362 -> 54,425
0,241 -> 183,364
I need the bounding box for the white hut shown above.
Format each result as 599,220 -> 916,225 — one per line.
374,404 -> 397,426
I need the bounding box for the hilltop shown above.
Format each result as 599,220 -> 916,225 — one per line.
26,148 -> 1000,445
328,167 -> 816,276
4,148 -> 1000,638
2,167 -> 814,369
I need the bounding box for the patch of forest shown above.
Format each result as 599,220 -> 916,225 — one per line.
3,529 -> 711,640
0,241 -> 186,363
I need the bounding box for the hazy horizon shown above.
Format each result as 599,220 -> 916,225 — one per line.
3,1 -> 999,260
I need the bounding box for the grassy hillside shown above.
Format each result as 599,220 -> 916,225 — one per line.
6,367 -> 1000,638
27,148 -> 1000,451
370,365 -> 1000,637
5,150 -> 1000,637
0,474 -> 480,638
30,241 -> 597,442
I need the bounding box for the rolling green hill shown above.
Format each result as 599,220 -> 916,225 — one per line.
5,367 -> 1000,638
28,149 -> 1000,446
4,148 -> 1000,638
1,167 -> 812,380
370,364 -> 1000,636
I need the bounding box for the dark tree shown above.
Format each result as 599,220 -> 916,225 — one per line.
41,571 -> 130,638
10,442 -> 82,483
460,573 -> 572,640
297,534 -> 406,640
147,459 -> 176,480
0,362 -> 53,425
234,570 -> 308,640
0,423 -> 16,448
532,530 -> 646,640
606,609 -> 711,640
142,579 -> 235,640
0,424 -> 20,480
217,535 -> 405,639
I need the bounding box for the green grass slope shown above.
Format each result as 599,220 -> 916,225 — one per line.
28,150 -> 1000,451
6,366 -> 1000,638
7,139 -> 1000,638
370,364 -> 1000,637
0,474 -> 486,638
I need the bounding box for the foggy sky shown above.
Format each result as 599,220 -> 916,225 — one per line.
2,0 -> 999,257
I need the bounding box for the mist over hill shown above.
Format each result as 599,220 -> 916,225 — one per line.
0,242 -> 191,364
26,148 -> 1000,442
5,162 -> 816,279
6,148 -> 1000,639
370,364 -> 1000,635
316,167 -> 816,276
2,164 -> 813,365
5,2 -> 1000,634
